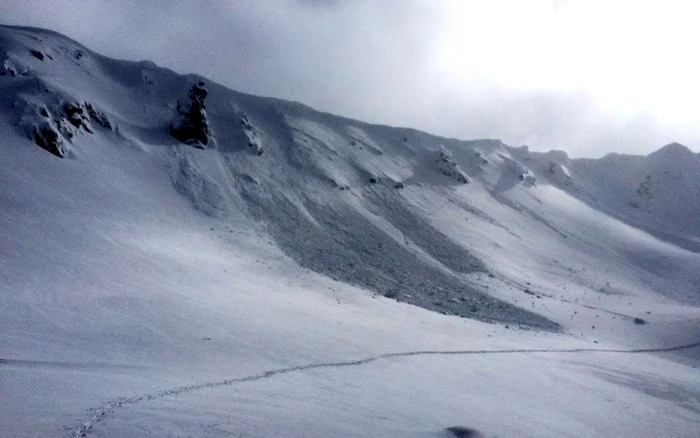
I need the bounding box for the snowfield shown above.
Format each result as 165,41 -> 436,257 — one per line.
1,25 -> 699,437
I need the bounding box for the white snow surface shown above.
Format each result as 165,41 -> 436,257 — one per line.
1,25 -> 699,437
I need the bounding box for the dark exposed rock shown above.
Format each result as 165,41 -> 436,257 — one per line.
239,113 -> 264,155
29,49 -> 45,61
1,58 -> 30,77
1,64 -> 16,76
437,146 -> 470,184
64,103 -> 92,132
444,426 -> 484,437
170,81 -> 213,148
22,96 -> 114,158
383,290 -> 399,299
33,123 -> 65,157
85,102 -> 112,130
636,175 -> 653,200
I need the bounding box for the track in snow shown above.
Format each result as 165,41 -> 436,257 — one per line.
67,341 -> 700,437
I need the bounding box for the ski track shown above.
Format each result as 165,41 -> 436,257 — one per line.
69,341 -> 700,437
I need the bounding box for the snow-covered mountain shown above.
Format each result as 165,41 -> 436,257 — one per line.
2,25 -> 699,438
566,143 -> 700,251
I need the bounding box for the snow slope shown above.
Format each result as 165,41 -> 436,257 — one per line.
566,144 -> 700,252
1,25 -> 699,437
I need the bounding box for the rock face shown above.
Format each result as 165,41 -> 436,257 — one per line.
518,169 -> 536,187
32,121 -> 65,157
84,102 -> 112,130
170,81 -> 214,148
1,46 -> 30,77
239,113 -> 263,155
1,58 -> 29,77
437,146 -> 470,184
18,93 -> 114,158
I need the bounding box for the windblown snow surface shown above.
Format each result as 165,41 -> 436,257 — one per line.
1,25 -> 699,438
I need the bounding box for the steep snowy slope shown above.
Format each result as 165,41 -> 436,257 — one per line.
517,144 -> 700,251
1,25 -> 699,438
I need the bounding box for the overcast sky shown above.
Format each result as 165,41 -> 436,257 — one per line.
4,0 -> 699,157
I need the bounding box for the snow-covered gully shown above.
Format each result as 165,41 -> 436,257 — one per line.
70,340 -> 700,437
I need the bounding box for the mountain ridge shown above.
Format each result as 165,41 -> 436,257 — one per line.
3,24 -> 696,160
2,24 -> 699,326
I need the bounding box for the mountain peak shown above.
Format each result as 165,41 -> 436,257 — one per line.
647,142 -> 693,159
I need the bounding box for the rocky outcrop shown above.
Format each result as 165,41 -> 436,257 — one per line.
239,113 -> 263,155
1,59 -> 29,77
437,146 -> 470,184
170,81 -> 214,148
0,49 -> 30,77
32,121 -> 65,157
518,169 -> 536,187
18,95 -> 114,158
